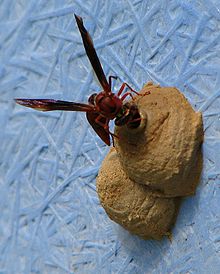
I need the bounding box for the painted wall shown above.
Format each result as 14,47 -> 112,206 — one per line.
0,0 -> 219,273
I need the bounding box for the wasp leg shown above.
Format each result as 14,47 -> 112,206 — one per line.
120,92 -> 135,101
95,114 -> 118,146
94,115 -> 117,136
118,82 -> 150,99
108,75 -> 118,90
128,117 -> 141,123
117,82 -> 137,97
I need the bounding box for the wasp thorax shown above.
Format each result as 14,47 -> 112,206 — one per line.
95,93 -> 122,118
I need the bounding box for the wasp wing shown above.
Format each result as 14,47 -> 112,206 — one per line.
16,99 -> 111,145
74,14 -> 110,93
86,112 -> 110,146
15,99 -> 95,112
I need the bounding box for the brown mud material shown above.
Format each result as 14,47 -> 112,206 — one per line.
97,148 -> 181,240
114,82 -> 203,197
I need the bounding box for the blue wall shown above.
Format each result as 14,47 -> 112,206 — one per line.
0,0 -> 220,273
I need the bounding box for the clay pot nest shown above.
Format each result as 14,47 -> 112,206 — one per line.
97,82 -> 203,240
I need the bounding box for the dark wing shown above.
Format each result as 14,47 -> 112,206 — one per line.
74,14 -> 110,93
86,112 -> 110,146
15,99 -> 95,112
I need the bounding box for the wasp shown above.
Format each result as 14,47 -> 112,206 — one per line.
16,15 -> 144,145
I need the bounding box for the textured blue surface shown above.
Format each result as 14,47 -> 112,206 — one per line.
0,0 -> 220,273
